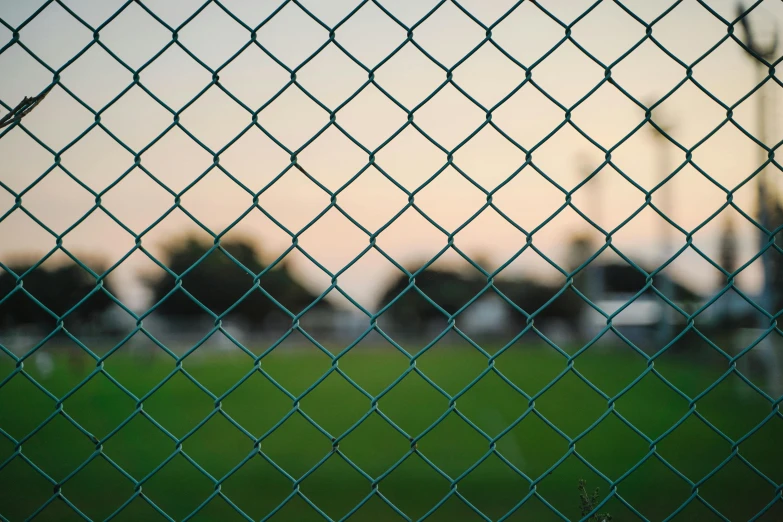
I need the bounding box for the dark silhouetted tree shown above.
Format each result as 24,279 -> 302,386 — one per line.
377,267 -> 484,334
144,236 -> 328,330
497,279 -> 583,326
377,262 -> 584,336
0,260 -> 116,333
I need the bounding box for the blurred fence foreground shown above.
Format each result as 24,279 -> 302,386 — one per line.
1,1 -> 783,521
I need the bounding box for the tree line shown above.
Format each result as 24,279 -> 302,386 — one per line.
1,213 -> 781,338
0,236 -> 329,336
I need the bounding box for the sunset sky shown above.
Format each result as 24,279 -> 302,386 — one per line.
1,0 -> 782,312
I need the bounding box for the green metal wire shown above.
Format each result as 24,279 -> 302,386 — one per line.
0,0 -> 781,520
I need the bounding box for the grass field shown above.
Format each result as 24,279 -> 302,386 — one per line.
0,342 -> 782,521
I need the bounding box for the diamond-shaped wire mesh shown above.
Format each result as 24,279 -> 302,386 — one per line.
1,0 -> 783,520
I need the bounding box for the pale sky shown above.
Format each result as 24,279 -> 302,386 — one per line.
1,0 -> 782,312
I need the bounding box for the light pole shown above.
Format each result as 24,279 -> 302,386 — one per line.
735,3 -> 781,399
648,103 -> 676,348
579,153 -> 604,304
735,3 -> 778,320
577,153 -> 602,240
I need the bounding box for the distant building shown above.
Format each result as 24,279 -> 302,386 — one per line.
578,262 -> 703,351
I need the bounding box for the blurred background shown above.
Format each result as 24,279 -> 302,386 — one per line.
1,0 -> 783,520
1,0 -> 782,360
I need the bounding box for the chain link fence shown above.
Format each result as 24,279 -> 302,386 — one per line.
1,0 -> 782,520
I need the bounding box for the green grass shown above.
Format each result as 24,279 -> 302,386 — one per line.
0,343 -> 781,521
